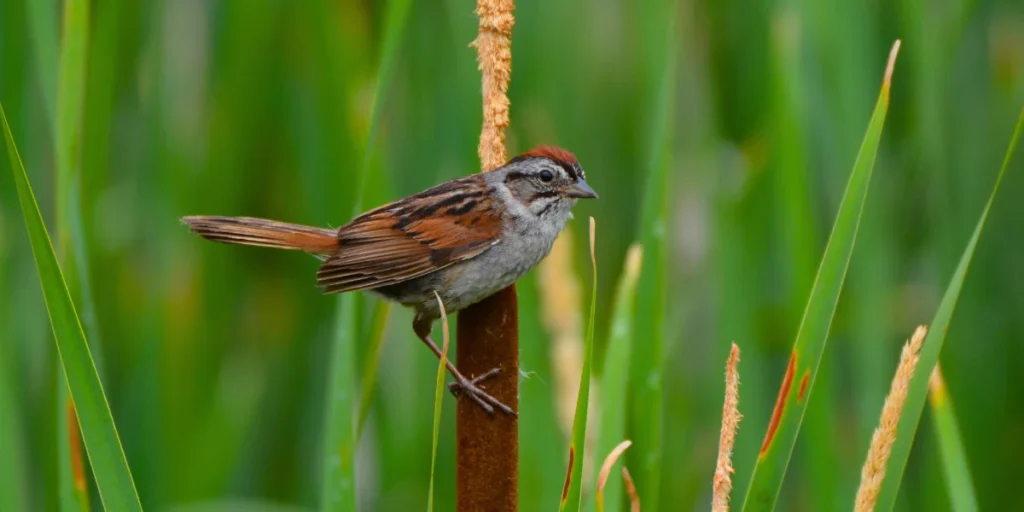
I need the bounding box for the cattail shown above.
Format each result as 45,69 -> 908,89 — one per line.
854,325 -> 928,512
471,0 -> 515,171
456,1 -> 518,510
712,343 -> 742,512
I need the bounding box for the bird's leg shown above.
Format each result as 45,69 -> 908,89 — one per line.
414,317 -> 515,416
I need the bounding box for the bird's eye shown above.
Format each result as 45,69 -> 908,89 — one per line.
539,169 -> 554,182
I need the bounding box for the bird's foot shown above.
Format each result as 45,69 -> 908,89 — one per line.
447,368 -> 516,416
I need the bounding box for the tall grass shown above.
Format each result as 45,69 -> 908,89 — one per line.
320,0 -> 411,509
3,104 -> 141,510
740,41 -> 900,511
627,3 -> 676,508
928,366 -> 978,512
53,1 -> 96,510
560,218 -> 599,512
426,294 -> 451,512
1,1 -> 1023,510
874,109 -> 1024,511
0,352 -> 27,509
593,245 -> 643,512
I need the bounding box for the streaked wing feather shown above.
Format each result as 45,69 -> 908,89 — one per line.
316,176 -> 501,294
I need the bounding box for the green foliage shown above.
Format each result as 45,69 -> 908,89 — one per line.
53,1 -> 96,509
592,245 -> 642,512
357,301 -> 393,439
929,368 -> 978,512
0,354 -> 28,510
26,0 -> 58,127
2,103 -> 141,511
321,294 -> 358,510
320,0 -> 412,508
741,42 -> 898,511
875,109 -> 1023,511
627,5 -> 676,509
560,218 -> 599,512
426,294 -> 450,512
1,1 -> 1023,510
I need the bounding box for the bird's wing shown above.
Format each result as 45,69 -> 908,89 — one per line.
316,176 -> 501,294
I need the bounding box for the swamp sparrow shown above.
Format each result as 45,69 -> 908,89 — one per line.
182,146 -> 597,416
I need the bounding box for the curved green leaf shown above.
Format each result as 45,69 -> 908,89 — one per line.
592,244 -> 643,512
54,1 -> 98,509
2,104 -> 142,511
426,293 -> 451,512
627,6 -> 677,508
928,366 -> 978,512
559,218 -> 598,512
740,41 -> 901,511
875,108 -> 1023,511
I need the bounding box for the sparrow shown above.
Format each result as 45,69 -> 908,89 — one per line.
182,145 -> 597,415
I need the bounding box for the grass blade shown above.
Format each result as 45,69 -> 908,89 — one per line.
0,354 -> 28,510
596,440 -> 632,512
26,0 -> 59,129
874,108 -> 1023,511
928,366 -> 978,512
559,217 -> 598,512
54,1 -> 97,509
321,294 -> 358,510
2,103 -> 142,511
740,41 -> 901,511
320,0 -> 412,508
594,244 -> 643,512
62,403 -> 90,512
356,300 -> 392,440
426,293 -> 451,512
627,10 -> 676,508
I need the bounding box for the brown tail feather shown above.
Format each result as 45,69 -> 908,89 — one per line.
181,216 -> 338,256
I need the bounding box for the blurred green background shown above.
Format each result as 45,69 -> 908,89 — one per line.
2,0 -> 1024,510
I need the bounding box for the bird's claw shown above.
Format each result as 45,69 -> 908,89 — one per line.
447,368 -> 516,416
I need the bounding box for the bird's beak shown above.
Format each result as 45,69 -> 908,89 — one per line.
564,179 -> 599,199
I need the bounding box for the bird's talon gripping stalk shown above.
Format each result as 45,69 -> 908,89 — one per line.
448,368 -> 514,416
414,321 -> 515,417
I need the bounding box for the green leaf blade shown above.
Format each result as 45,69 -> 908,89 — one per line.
592,244 -> 643,512
559,218 -> 598,512
0,354 -> 28,511
54,1 -> 100,509
356,300 -> 392,440
3,104 -> 142,512
426,293 -> 451,512
321,294 -> 359,510
874,108 -> 1024,511
26,0 -> 59,129
928,367 -> 979,512
319,0 -> 412,509
627,9 -> 677,509
740,41 -> 901,511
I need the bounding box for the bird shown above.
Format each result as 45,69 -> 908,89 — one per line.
181,145 -> 597,415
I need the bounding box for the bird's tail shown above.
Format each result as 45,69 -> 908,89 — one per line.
181,216 -> 338,256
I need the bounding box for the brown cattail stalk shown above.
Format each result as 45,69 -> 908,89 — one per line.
456,1 -> 518,511
712,343 -> 742,512
854,325 -> 929,512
